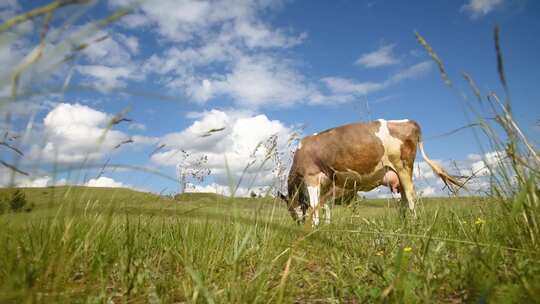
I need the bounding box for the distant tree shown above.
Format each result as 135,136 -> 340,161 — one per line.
268,128 -> 303,196
250,191 -> 257,198
0,195 -> 6,214
176,150 -> 211,194
24,202 -> 35,213
8,189 -> 28,212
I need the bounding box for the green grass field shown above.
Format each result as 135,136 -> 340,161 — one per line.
1,2 -> 538,303
1,186 -> 538,303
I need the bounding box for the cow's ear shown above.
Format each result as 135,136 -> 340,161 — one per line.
277,191 -> 288,203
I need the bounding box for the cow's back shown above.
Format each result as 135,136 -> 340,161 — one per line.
293,121 -> 385,178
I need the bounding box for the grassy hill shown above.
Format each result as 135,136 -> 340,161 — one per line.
0,187 -> 537,303
0,186 -> 160,207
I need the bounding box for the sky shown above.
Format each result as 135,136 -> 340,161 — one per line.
1,0 -> 539,198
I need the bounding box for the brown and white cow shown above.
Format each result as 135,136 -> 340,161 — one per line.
278,119 -> 463,225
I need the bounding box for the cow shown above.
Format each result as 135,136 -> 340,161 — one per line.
278,119 -> 463,225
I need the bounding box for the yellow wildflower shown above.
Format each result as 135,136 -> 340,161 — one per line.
403,247 -> 412,252
475,218 -> 485,225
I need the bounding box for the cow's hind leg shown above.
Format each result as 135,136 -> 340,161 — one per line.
323,203 -> 331,224
319,185 -> 353,224
321,182 -> 337,225
395,168 -> 417,217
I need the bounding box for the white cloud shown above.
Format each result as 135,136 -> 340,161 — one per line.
0,99 -> 51,117
0,1 -> 18,10
355,44 -> 399,68
151,109 -> 295,192
196,57 -> 314,107
321,77 -> 385,96
109,0 -> 312,108
461,0 -> 503,18
128,122 -> 146,131
81,32 -> 139,66
86,176 -> 127,188
144,46 -> 324,108
109,0 -> 419,109
156,109 -> 239,154
0,166 -> 136,191
16,177 -> 51,188
77,65 -> 138,92
119,14 -> 150,28
141,21 -> 300,77
169,54 -> 429,108
0,28 -> 33,96
413,161 -> 436,180
234,19 -> 306,49
116,33 -> 140,54
163,49 -> 430,108
34,26 -> 145,92
322,61 -> 432,97
125,0 -> 212,42
2,0 -> 433,112
419,186 -> 437,197
32,103 -> 127,163
16,176 -> 68,188
0,44 -> 21,72
44,102 -> 109,128
471,160 -> 490,176
163,52 -> 354,107
0,0 -> 20,21
186,182 -> 253,197
132,135 -> 159,145
0,172 -> 134,191
1,23 -> 142,97
410,150 -> 512,197
26,103 -> 151,164
110,0 -> 295,47
469,150 -> 506,176
0,167 -> 68,188
412,157 -> 468,196
387,61 -> 432,84
369,187 -> 398,199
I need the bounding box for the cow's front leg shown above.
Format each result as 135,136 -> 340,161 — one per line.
320,187 -> 336,225
305,174 -> 323,227
307,184 -> 320,226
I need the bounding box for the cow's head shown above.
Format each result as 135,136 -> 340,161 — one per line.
278,191 -> 307,224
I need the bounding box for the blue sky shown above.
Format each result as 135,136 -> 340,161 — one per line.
1,0 -> 539,197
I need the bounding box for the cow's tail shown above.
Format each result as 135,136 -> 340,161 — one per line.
418,141 -> 465,194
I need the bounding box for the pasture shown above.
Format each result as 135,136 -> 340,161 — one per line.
1,1 -> 539,303
1,186 -> 538,303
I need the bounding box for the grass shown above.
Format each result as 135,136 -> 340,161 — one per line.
1,2 -> 539,303
1,187 -> 538,303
